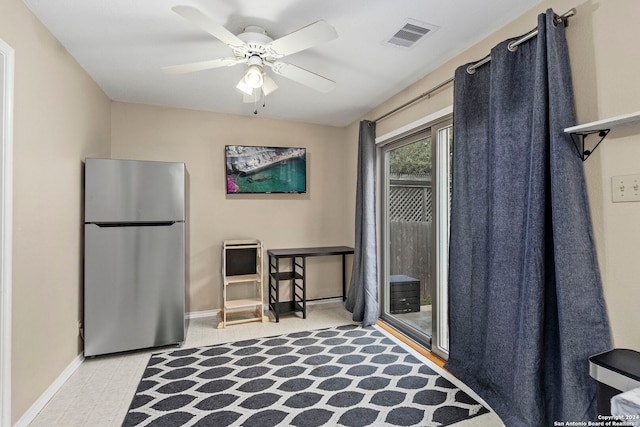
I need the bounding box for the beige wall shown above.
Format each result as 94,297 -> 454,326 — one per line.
355,0 -> 640,350
582,0 -> 640,352
110,102 -> 351,312
1,0 -> 112,423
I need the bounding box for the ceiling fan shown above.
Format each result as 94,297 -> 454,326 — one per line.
164,5 -> 338,106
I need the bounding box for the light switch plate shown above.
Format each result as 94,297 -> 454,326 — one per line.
612,174 -> 640,202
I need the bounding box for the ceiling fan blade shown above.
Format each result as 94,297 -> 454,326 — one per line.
271,62 -> 335,93
172,5 -> 245,47
267,20 -> 337,57
162,58 -> 240,74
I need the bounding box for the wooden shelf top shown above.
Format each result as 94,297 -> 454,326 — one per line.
225,298 -> 263,309
224,273 -> 261,284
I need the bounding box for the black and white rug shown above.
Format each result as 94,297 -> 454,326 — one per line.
123,324 -> 488,427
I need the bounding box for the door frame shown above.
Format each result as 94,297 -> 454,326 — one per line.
0,37 -> 15,427
431,119 -> 453,360
375,106 -> 452,349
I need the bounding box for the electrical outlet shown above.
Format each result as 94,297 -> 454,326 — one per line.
612,174 -> 640,202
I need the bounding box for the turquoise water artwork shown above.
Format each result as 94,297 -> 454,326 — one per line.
225,145 -> 306,194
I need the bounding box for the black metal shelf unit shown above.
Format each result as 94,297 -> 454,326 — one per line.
268,255 -> 306,322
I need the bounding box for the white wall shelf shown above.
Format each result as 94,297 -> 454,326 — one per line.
565,111 -> 640,161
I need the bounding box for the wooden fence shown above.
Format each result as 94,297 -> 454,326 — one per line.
389,221 -> 432,302
388,174 -> 433,302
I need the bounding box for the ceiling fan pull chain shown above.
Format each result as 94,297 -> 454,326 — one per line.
253,90 -> 258,115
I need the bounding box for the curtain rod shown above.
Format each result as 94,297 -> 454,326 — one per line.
467,8 -> 576,74
373,8 -> 576,124
373,77 -> 454,124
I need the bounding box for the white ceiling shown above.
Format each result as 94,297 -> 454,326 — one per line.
23,0 -> 542,127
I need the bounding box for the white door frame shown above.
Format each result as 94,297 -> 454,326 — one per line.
375,106 -> 452,350
0,37 -> 15,427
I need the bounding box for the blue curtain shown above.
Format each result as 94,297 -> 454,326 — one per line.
346,120 -> 378,326
446,10 -> 611,425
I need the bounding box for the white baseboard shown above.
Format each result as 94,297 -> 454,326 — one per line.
13,353 -> 84,427
307,297 -> 344,306
185,298 -> 343,320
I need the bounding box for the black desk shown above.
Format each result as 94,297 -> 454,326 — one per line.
267,246 -> 354,322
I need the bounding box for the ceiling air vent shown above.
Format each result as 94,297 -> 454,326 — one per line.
386,18 -> 438,49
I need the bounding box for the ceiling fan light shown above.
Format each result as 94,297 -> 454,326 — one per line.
262,75 -> 278,96
244,65 -> 264,88
236,79 -> 254,95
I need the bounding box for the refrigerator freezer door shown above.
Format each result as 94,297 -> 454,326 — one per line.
84,223 -> 186,356
85,158 -> 185,223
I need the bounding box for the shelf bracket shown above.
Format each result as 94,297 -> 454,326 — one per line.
569,129 -> 610,161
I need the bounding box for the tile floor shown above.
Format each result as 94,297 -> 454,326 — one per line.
28,302 -> 503,426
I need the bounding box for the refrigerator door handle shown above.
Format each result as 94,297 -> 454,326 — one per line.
92,221 -> 178,228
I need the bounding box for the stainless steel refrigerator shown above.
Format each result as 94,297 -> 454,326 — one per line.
83,158 -> 186,357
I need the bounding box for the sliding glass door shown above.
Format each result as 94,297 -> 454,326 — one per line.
380,118 -> 452,357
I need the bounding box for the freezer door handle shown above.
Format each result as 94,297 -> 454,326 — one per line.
91,221 -> 178,227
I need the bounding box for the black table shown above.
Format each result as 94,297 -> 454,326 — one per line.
267,246 -> 354,322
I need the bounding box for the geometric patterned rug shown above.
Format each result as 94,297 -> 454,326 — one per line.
122,324 -> 489,427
